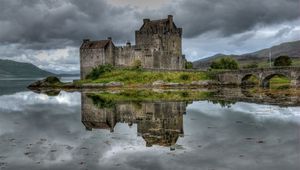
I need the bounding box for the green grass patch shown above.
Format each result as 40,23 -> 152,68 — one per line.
87,90 -> 214,104
269,75 -> 291,89
270,76 -> 290,84
242,75 -> 259,86
79,68 -> 210,85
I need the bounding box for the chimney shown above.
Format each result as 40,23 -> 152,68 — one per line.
107,37 -> 112,40
168,15 -> 173,23
126,41 -> 131,47
83,39 -> 90,43
143,18 -> 150,24
168,15 -> 173,30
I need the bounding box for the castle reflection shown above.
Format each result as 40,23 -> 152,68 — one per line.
81,93 -> 187,148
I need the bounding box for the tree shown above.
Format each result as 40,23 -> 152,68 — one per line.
185,61 -> 193,69
210,57 -> 239,70
273,55 -> 292,67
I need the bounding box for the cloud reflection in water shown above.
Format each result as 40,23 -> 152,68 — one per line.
0,91 -> 299,170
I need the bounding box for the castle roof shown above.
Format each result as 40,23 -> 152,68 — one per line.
139,16 -> 179,32
80,40 -> 111,49
82,120 -> 117,130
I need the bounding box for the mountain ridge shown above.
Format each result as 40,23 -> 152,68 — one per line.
0,59 -> 55,78
193,40 -> 300,69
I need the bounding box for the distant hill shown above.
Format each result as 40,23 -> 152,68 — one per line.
0,59 -> 55,78
193,40 -> 300,69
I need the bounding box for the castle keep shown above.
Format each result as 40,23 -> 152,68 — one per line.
80,15 -> 186,79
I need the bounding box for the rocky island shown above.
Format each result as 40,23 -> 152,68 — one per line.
28,16 -> 300,91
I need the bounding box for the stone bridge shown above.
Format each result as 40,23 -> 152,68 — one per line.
217,67 -> 300,88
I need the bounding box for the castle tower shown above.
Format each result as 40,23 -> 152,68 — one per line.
135,15 -> 184,69
79,15 -> 186,79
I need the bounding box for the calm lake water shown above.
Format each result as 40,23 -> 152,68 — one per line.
0,79 -> 299,170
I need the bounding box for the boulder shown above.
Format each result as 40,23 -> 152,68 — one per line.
28,76 -> 62,88
81,83 -> 105,88
81,82 -> 124,88
152,80 -> 181,87
152,80 -> 165,86
165,82 -> 180,87
105,82 -> 124,87
191,80 -> 219,86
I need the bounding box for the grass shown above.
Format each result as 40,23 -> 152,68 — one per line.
244,75 -> 259,85
87,89 -> 245,109
243,75 -> 291,89
79,68 -> 210,86
87,89 -> 214,104
269,75 -> 291,89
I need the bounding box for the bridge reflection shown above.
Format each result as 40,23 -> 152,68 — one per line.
81,93 -> 186,148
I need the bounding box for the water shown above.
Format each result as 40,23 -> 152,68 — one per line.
0,79 -> 299,170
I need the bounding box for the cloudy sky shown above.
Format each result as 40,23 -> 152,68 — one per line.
0,0 -> 299,73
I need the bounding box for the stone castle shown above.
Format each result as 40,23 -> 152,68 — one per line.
80,15 -> 186,79
81,93 -> 186,147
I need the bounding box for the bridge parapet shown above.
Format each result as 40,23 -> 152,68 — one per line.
217,66 -> 300,74
216,67 -> 300,88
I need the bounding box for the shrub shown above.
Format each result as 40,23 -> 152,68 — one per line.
274,55 -> 292,67
87,94 -> 116,108
45,76 -> 61,84
86,64 -> 114,80
132,60 -> 142,70
180,74 -> 190,81
210,57 -> 239,70
185,61 -> 193,69
180,91 -> 189,98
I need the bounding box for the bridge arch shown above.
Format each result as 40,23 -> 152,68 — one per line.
261,73 -> 291,88
241,74 -> 259,87
216,67 -> 300,87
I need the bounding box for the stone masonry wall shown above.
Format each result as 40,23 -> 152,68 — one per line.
81,93 -> 186,146
80,48 -> 106,79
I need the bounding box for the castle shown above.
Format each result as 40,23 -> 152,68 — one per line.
81,93 -> 186,147
80,15 -> 186,79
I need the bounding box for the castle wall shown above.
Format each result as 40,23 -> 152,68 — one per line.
80,41 -> 114,79
80,48 -> 106,79
106,42 -> 115,65
114,46 -> 136,67
81,93 -> 116,131
114,46 -> 155,68
80,16 -> 186,79
81,93 -> 186,146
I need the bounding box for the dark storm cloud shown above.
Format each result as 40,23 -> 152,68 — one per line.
174,0 -> 300,38
0,0 -> 139,49
0,0 -> 299,50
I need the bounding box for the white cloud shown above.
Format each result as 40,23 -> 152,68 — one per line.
0,91 -> 80,111
188,101 -> 300,124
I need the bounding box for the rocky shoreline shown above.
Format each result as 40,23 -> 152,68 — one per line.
28,76 -> 299,91
27,76 -> 223,90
